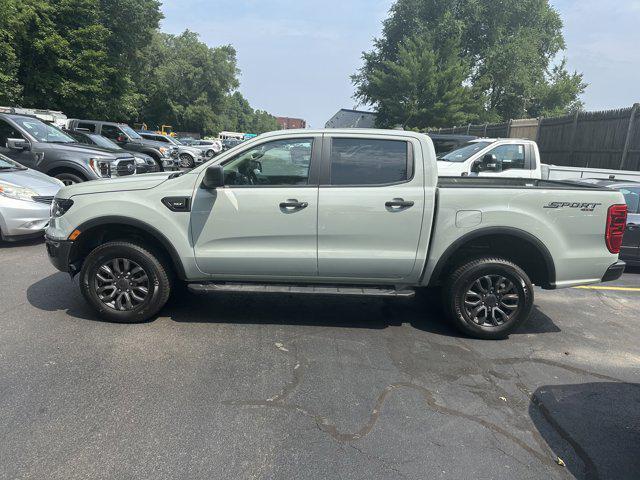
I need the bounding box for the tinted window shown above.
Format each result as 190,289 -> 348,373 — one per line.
620,187 -> 640,213
77,122 -> 96,132
101,124 -> 123,140
486,144 -> 526,170
223,138 -> 313,186
0,120 -> 25,145
330,138 -> 408,186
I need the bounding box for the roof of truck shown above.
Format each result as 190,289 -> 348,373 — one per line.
259,128 -> 430,139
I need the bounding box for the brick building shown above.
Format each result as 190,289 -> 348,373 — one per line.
276,116 -> 307,130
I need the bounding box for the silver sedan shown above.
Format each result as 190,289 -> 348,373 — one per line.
0,154 -> 62,241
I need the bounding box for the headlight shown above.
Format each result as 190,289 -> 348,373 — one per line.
50,198 -> 74,218
88,158 -> 112,178
134,157 -> 146,165
158,147 -> 171,157
0,180 -> 38,202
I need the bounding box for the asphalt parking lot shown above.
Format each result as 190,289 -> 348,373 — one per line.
1,239 -> 639,480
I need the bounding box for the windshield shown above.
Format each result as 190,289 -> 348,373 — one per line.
90,134 -> 121,150
439,141 -> 492,162
120,125 -> 142,140
0,153 -> 26,170
13,117 -> 76,143
166,136 -> 181,145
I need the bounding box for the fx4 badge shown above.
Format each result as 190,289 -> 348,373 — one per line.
543,201 -> 601,212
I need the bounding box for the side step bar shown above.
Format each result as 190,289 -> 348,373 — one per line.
187,282 -> 415,298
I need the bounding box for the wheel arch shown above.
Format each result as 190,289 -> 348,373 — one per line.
426,227 -> 556,289
45,162 -> 91,180
70,216 -> 187,280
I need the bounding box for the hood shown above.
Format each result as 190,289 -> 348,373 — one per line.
128,138 -> 170,150
0,168 -> 63,196
58,171 -> 175,198
44,142 -> 118,159
436,160 -> 467,176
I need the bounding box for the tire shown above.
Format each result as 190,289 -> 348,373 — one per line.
179,153 -> 195,168
79,241 -> 171,323
55,172 -> 85,185
205,149 -> 215,158
443,257 -> 534,339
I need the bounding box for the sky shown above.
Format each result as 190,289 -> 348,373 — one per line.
160,0 -> 640,128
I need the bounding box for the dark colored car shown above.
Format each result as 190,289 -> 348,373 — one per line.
222,138 -> 243,151
64,130 -> 159,174
0,113 -> 136,185
575,179 -> 640,266
66,119 -> 178,171
428,134 -> 478,156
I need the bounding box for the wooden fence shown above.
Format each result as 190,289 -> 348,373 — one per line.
432,103 -> 640,171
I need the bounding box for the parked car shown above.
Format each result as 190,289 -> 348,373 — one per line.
45,129 -> 627,339
428,134 -> 477,155
190,139 -> 223,158
65,119 -> 178,172
64,130 -> 159,174
222,138 -> 243,151
572,179 -> 639,266
137,132 -> 206,168
0,153 -> 62,241
0,113 -> 138,185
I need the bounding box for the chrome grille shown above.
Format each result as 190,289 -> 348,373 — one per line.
113,158 -> 136,177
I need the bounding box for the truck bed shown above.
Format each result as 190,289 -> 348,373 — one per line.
438,176 -> 608,190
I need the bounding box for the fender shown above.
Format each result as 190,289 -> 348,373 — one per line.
44,159 -> 95,180
73,215 -> 187,279
426,226 -> 556,288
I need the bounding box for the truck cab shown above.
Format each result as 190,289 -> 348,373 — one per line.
436,138 -> 541,178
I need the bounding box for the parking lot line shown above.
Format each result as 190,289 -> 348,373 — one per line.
573,286 -> 640,292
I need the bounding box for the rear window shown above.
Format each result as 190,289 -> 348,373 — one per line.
329,138 -> 409,186
620,187 -> 640,213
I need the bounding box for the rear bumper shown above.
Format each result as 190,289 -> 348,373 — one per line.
601,261 -> 626,283
45,236 -> 73,273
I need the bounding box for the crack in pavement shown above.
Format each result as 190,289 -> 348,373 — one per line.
221,339 -> 609,474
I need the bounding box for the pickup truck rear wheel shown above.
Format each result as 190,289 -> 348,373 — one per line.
443,257 -> 533,339
79,241 -> 171,323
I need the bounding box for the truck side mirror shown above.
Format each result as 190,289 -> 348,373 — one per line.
472,154 -> 500,173
6,138 -> 29,150
201,164 -> 225,189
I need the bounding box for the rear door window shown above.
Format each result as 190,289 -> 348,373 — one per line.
77,122 -> 96,132
329,138 -> 409,186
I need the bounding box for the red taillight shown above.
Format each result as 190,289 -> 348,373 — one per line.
606,204 -> 628,254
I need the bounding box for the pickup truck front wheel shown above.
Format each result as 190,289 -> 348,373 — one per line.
444,257 -> 533,339
79,241 -> 171,323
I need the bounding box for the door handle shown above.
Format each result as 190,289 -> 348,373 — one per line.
279,199 -> 308,211
385,198 -> 414,209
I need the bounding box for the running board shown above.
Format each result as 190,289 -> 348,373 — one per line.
187,282 -> 415,298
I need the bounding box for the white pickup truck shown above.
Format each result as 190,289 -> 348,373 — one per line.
45,129 -> 628,339
437,137 -> 640,182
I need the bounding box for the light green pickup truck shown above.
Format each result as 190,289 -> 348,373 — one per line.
45,129 -> 628,339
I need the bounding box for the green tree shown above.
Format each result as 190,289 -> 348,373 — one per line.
136,31 -> 240,135
354,0 -> 586,125
0,0 -> 23,104
354,34 -> 477,128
